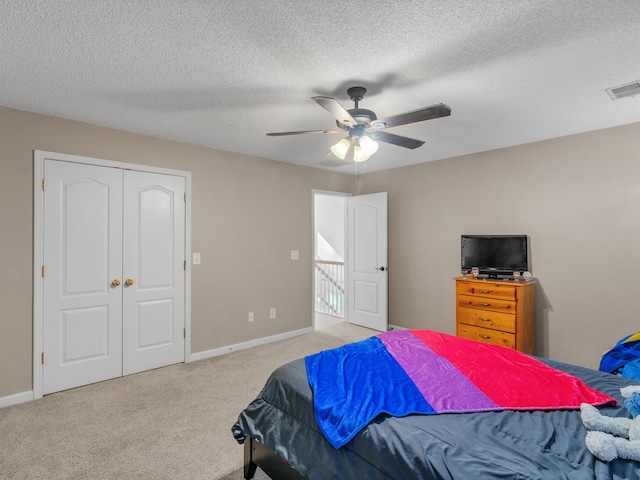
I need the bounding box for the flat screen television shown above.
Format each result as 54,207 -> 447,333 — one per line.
461,235 -> 529,278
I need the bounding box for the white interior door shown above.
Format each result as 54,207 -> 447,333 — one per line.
43,160 -> 123,394
347,192 -> 388,331
122,171 -> 185,375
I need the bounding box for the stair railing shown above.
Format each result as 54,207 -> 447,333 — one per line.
315,260 -> 345,317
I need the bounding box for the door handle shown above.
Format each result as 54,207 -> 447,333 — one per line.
125,278 -> 134,286
111,279 -> 121,287
378,267 -> 386,272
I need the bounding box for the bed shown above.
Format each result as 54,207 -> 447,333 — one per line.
233,330 -> 640,480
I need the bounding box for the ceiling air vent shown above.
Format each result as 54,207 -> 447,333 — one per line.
606,81 -> 640,100
314,159 -> 348,168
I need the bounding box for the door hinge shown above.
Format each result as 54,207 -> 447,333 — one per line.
41,352 -> 46,365
184,260 -> 186,270
41,179 -> 46,190
183,328 -> 186,339
41,265 -> 46,277
184,193 -> 186,203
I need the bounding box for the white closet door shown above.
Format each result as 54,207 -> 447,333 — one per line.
43,160 -> 123,394
122,171 -> 186,375
42,160 -> 187,394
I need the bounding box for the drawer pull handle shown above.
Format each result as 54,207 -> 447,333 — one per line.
478,290 -> 492,294
480,303 -> 492,307
479,335 -> 491,339
478,317 -> 491,322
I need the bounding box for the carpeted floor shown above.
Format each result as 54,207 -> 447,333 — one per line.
0,320 -> 374,479
217,467 -> 270,480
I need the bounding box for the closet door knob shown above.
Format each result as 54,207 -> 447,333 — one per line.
111,279 -> 121,287
125,278 -> 134,286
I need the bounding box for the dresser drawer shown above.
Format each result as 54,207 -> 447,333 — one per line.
457,324 -> 515,349
457,307 -> 516,333
455,277 -> 534,353
456,281 -> 516,300
457,294 -> 516,315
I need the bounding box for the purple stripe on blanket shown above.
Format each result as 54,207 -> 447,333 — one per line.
379,330 -> 499,412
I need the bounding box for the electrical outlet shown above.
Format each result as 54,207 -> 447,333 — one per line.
193,252 -> 201,265
248,312 -> 254,322
270,308 -> 276,319
291,250 -> 299,260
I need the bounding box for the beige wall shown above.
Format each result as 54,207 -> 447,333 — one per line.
357,122 -> 640,369
0,106 -> 355,398
2,104 -> 639,399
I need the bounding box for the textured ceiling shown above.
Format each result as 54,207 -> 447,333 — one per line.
1,1 -> 639,174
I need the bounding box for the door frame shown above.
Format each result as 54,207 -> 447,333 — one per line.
311,189 -> 351,330
33,150 -> 192,400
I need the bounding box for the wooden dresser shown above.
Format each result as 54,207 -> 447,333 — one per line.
455,277 -> 535,354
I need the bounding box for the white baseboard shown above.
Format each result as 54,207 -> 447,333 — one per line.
188,326 -> 314,363
388,324 -> 407,331
0,390 -> 34,408
2,328 -> 315,407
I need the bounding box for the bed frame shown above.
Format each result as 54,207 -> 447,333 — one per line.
244,437 -> 307,480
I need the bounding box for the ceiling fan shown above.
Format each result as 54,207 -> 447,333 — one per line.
267,86 -> 451,162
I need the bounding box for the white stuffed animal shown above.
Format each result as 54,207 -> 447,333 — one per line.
581,386 -> 640,462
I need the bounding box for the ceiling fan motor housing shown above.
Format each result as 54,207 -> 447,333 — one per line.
337,108 -> 377,130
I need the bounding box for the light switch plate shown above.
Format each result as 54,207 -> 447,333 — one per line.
193,253 -> 201,265
291,250 -> 299,260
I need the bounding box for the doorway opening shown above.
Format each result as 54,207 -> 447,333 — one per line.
312,191 -> 349,331
311,190 -> 389,333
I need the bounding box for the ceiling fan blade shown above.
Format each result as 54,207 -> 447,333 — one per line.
373,103 -> 451,129
369,131 -> 425,149
311,96 -> 357,127
266,129 -> 343,136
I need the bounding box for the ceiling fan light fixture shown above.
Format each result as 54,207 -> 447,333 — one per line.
330,137 -> 351,159
353,144 -> 370,163
359,135 -> 379,156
